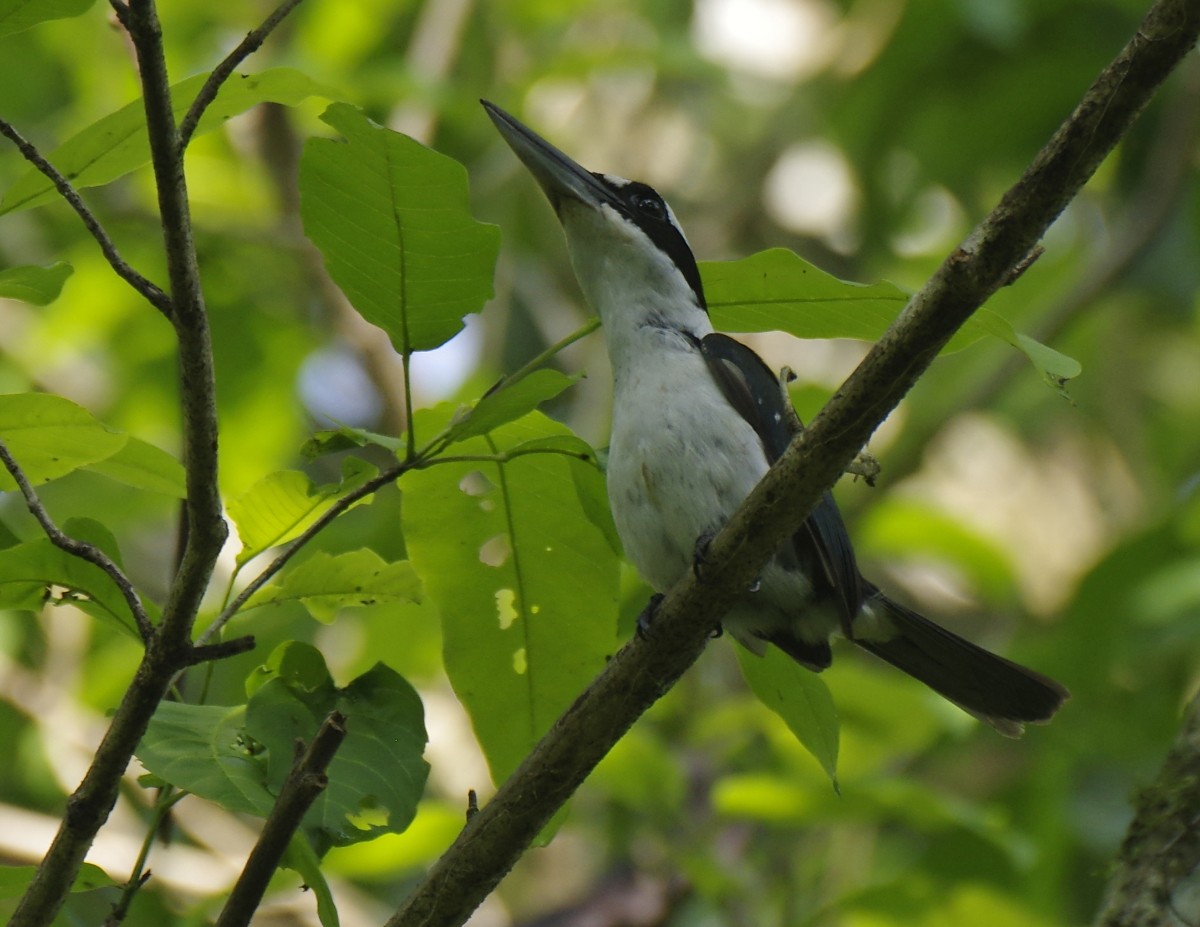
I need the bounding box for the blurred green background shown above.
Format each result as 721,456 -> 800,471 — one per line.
0,0 -> 1198,924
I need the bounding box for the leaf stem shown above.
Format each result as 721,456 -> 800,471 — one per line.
103,787 -> 185,926
480,316 -> 600,399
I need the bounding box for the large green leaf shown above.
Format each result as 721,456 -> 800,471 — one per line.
242,549 -> 422,622
402,408 -> 620,783
299,102 -> 502,353
0,393 -> 126,491
736,644 -> 839,785
0,68 -> 334,215
445,369 -> 580,445
228,458 -> 378,566
701,248 -> 1079,385
243,642 -> 429,853
136,702 -> 276,817
137,643 -> 429,855
84,435 -> 186,497
0,862 -> 115,899
0,0 -> 94,39
0,262 -> 73,305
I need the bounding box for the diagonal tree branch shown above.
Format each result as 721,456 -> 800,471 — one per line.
0,438 -> 153,641
215,711 -> 348,927
0,118 -> 173,318
1092,693 -> 1200,926
177,0 -> 307,150
387,2 -> 1200,925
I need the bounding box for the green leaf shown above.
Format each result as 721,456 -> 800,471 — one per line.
0,0 -> 94,39
244,642 -> 429,853
0,68 -> 334,215
243,549 -> 422,622
140,646 -> 428,856
299,102 -> 502,353
84,436 -> 186,497
701,248 -> 1079,386
229,459 -> 378,566
136,702 -> 277,817
0,535 -> 140,637
0,262 -> 73,305
973,308 -> 1083,393
0,393 -> 127,490
283,834 -> 341,927
402,409 -> 620,783
736,644 -> 839,785
445,369 -> 580,445
703,248 -> 910,341
0,862 -> 115,898
302,427 -> 405,460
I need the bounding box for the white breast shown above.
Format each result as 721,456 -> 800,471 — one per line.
605,327 -> 769,592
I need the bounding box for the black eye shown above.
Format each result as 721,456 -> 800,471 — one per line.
631,191 -> 667,220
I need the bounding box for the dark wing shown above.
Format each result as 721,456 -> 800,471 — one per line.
697,333 -> 863,631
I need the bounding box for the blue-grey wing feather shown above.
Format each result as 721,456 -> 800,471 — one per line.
696,333 -> 862,631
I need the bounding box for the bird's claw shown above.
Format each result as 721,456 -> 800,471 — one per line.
692,530 -> 716,581
635,593 -> 665,639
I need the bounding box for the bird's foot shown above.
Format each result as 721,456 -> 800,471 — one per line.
635,593 -> 665,639
692,529 -> 716,581
846,450 -> 880,486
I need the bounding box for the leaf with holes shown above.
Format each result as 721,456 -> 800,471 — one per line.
1,68 -> 334,215
300,102 -> 501,353
402,407 -> 620,783
136,702 -> 276,817
242,549 -> 422,622
701,248 -> 1079,387
244,642 -> 429,853
0,535 -> 141,638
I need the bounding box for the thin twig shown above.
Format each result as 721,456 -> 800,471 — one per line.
196,461 -> 408,646
0,118 -> 173,319
215,711 -> 348,927
103,787 -> 184,926
0,438 -> 154,641
481,316 -> 601,398
177,0 -> 307,150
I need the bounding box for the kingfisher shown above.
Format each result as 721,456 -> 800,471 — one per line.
483,100 -> 1067,735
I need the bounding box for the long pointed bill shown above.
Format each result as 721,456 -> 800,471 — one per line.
482,100 -> 620,215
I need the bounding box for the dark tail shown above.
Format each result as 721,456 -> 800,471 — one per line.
852,587 -> 1069,737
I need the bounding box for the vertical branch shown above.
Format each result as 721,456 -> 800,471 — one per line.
9,2 -> 229,924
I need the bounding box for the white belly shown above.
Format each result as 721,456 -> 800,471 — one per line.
604,328 -> 831,648
606,337 -> 767,591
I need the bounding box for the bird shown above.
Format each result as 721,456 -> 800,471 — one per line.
482,100 -> 1068,736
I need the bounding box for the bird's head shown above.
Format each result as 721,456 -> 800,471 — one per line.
483,101 -> 708,339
